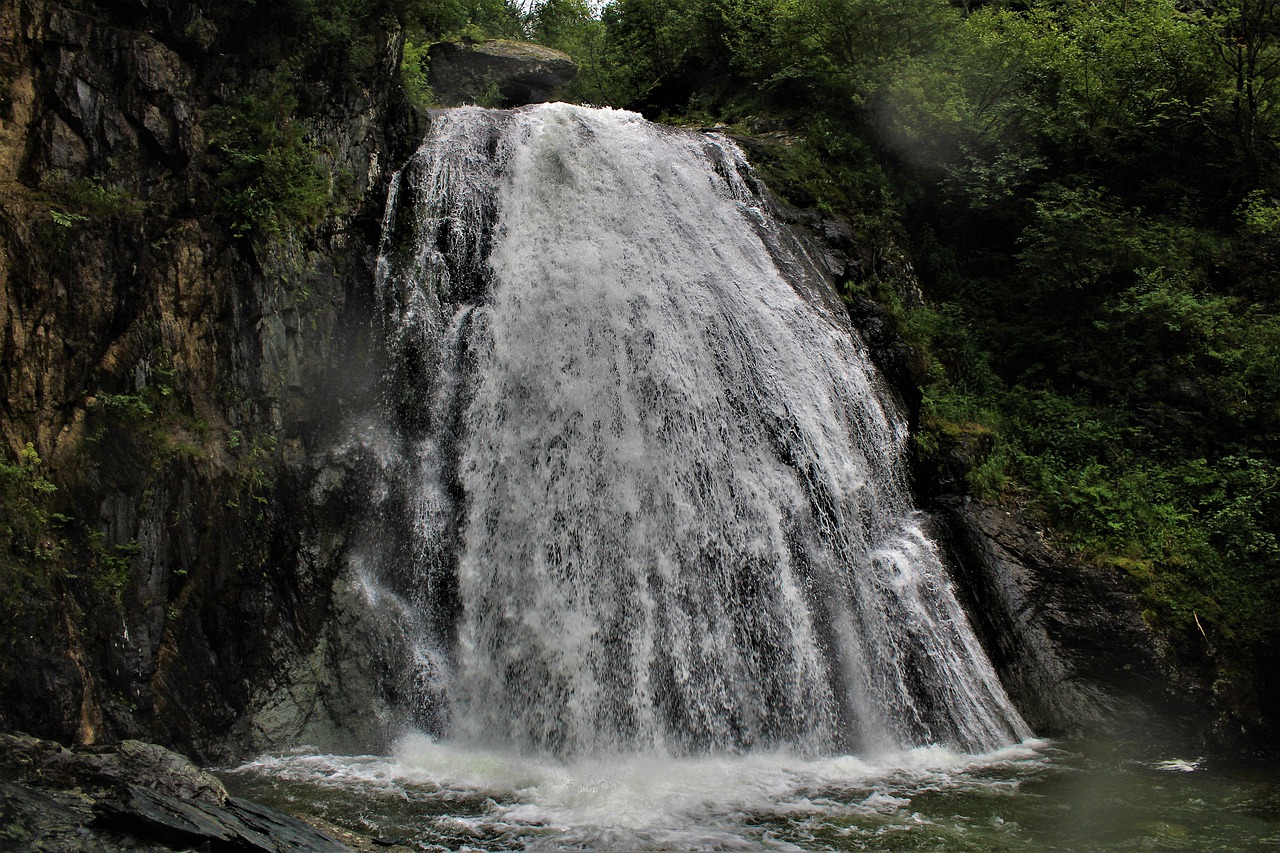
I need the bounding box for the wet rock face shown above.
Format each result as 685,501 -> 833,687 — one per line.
428,39 -> 577,106
930,498 -> 1212,741
0,0 -> 411,762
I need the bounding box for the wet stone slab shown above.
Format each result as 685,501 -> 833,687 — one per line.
0,733 -> 350,852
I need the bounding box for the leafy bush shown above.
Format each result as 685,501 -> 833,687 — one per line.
401,35 -> 438,111
0,444 -> 58,560
208,70 -> 331,238
46,175 -> 145,220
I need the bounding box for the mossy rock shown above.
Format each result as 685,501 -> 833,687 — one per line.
427,39 -> 577,107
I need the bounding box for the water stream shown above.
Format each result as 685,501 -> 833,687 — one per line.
222,736 -> 1280,851
360,102 -> 1026,759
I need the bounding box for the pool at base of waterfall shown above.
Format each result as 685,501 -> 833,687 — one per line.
219,734 -> 1280,851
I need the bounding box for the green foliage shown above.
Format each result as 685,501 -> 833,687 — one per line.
86,352 -> 223,473
0,446 -> 62,649
475,76 -> 506,108
401,35 -> 437,111
48,210 -> 88,228
1101,271 -> 1280,427
776,0 -> 959,99
999,392 -> 1279,645
877,1 -> 1219,174
95,393 -> 155,422
1211,0 -> 1280,179
227,433 -> 277,515
208,70 -> 331,238
1239,190 -> 1280,244
88,536 -> 141,602
745,124 -> 899,239
901,301 -> 1012,497
47,175 -> 146,220
0,444 -> 59,560
596,0 -> 702,101
37,174 -> 144,252
433,0 -> 526,39
529,0 -> 625,103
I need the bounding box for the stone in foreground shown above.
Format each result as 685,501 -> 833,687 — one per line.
0,733 -> 350,852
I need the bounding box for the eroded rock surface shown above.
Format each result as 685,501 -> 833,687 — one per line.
0,733 -> 350,851
0,0 -> 414,762
428,39 -> 577,106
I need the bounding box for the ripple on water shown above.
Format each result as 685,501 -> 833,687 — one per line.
223,733 -> 1064,851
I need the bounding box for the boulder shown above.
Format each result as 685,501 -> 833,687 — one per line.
428,39 -> 577,107
0,734 -> 350,851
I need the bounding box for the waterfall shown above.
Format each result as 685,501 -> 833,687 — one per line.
366,103 -> 1029,759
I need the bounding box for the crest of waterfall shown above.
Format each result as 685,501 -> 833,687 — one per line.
370,103 -> 1030,758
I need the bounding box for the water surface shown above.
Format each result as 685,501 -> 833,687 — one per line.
221,734 -> 1280,851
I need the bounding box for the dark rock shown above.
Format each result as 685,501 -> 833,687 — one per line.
932,500 -> 1205,739
0,779 -> 123,852
223,796 -> 352,851
93,784 -> 244,846
0,733 -> 351,851
428,39 -> 577,107
0,734 -> 227,806
93,784 -> 351,851
0,0 -> 410,761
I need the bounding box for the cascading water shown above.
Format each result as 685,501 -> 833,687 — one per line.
367,102 -> 1030,760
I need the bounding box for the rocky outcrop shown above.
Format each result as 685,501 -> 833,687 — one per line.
0,733 -> 350,851
428,39 -> 576,107
0,0 -> 417,762
931,499 -> 1195,738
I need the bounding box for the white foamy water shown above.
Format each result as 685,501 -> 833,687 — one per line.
366,102 -> 1029,759
226,735 -> 1280,852
230,732 -> 1054,851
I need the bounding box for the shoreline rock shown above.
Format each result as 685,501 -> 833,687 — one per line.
0,733 -> 350,851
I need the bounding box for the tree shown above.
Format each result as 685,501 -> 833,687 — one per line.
1213,0 -> 1280,183
530,0 -> 624,103
775,0 -> 958,99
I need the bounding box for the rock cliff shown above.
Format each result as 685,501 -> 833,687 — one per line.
0,0 -> 415,761
427,39 -> 577,107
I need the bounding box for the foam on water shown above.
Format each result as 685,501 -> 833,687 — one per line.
230,732 -> 1054,851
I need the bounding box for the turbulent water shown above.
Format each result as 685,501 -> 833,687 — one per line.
224,737 -> 1280,851
353,101 -> 1028,760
